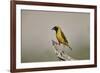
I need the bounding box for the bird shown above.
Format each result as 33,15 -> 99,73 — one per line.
52,26 -> 72,50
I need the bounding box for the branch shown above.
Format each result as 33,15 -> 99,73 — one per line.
52,40 -> 74,61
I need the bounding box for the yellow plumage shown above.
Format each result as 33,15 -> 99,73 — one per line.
52,26 -> 72,50
56,27 -> 64,43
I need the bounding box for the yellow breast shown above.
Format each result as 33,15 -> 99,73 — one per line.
56,29 -> 64,43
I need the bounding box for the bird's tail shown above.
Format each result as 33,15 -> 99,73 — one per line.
67,45 -> 72,51
64,43 -> 72,50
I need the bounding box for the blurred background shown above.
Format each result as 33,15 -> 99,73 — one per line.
21,10 -> 90,63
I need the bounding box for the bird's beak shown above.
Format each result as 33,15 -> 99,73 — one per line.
51,27 -> 54,30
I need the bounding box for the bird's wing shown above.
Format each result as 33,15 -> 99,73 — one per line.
61,31 -> 69,43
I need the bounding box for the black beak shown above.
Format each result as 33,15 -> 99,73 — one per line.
51,27 -> 54,30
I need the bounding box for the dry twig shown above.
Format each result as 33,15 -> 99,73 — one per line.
52,40 -> 74,61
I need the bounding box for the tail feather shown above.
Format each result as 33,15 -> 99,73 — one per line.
67,45 -> 72,50
63,43 -> 72,50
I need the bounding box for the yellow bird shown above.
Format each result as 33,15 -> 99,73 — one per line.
52,26 -> 72,50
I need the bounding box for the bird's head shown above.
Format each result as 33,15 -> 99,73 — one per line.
52,26 -> 60,32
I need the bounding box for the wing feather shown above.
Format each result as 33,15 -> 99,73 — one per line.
61,31 -> 68,43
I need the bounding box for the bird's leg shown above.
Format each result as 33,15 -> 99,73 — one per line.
56,40 -> 60,45
58,41 -> 60,45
